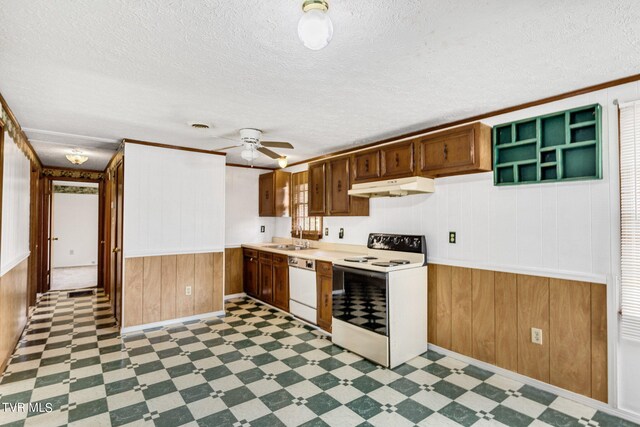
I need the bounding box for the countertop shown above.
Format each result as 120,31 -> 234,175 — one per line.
240,242 -> 366,263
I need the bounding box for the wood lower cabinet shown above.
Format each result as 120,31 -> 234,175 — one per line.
381,140 -> 415,178
243,249 -> 258,297
272,254 -> 289,312
259,170 -> 291,217
316,261 -> 333,332
259,252 -> 274,304
417,122 -> 492,177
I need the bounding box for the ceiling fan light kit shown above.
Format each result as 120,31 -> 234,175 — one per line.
298,0 -> 333,50
278,156 -> 288,168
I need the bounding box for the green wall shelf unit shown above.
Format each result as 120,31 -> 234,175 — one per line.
493,104 -> 602,186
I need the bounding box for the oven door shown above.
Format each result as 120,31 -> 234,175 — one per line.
332,265 -> 388,336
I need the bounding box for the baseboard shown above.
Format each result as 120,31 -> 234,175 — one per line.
224,292 -> 246,300
121,310 -> 225,334
428,344 -> 640,425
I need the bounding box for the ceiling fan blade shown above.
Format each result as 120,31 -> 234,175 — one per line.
216,144 -> 242,151
257,147 -> 282,160
261,141 -> 294,149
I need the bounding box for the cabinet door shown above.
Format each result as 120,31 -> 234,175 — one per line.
259,253 -> 273,304
328,157 -> 351,215
243,250 -> 258,297
272,256 -> 289,311
381,141 -> 415,178
308,162 -> 326,215
353,150 -> 381,183
316,262 -> 333,332
259,173 -> 275,217
418,125 -> 476,176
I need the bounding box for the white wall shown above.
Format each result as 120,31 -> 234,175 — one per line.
1,131 -> 31,276
52,192 -> 98,268
225,167 -> 275,247
123,143 -> 226,257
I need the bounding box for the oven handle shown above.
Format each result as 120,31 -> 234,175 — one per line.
332,264 -> 388,280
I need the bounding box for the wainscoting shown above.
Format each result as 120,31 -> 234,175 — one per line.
427,264 -> 608,402
224,247 -> 243,296
0,258 -> 28,371
123,252 -> 223,327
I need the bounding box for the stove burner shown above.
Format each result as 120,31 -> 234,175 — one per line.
364,256 -> 378,260
390,259 -> 410,265
371,262 -> 396,267
344,257 -> 368,263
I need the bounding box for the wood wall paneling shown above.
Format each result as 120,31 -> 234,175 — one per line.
213,252 -> 224,312
591,283 -> 608,402
517,274 -> 550,383
451,267 -> 472,355
225,247 -> 243,295
0,259 -> 28,372
435,264 -> 452,349
123,257 -> 143,327
472,269 -> 496,364
176,254 -> 195,318
549,279 -> 591,396
142,256 -> 162,324
494,272 -> 518,371
195,253 -> 215,314
161,255 -> 177,320
427,264 -> 437,343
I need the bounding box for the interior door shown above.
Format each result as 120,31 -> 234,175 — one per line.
44,179 -> 53,291
114,161 -> 124,324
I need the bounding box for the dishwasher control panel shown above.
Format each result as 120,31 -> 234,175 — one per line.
288,256 -> 316,271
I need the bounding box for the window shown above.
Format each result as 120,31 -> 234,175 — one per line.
620,100 -> 640,340
291,171 -> 323,240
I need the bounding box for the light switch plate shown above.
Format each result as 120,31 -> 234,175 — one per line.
260,225 -> 265,233
339,228 -> 344,239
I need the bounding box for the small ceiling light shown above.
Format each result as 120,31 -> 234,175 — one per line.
65,149 -> 89,165
298,0 -> 333,51
278,156 -> 288,168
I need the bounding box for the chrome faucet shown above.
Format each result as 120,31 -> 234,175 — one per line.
295,226 -> 310,249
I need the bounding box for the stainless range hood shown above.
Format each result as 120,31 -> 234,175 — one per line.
348,176 -> 435,198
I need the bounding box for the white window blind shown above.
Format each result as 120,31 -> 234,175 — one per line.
620,100 -> 640,340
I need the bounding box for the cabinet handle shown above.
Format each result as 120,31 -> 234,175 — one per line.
265,190 -> 269,200
324,294 -> 328,305
314,183 -> 319,194
337,179 -> 342,192
443,144 -> 448,160
395,153 -> 400,167
364,159 -> 369,172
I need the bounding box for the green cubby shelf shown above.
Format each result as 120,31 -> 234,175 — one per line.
493,104 -> 602,186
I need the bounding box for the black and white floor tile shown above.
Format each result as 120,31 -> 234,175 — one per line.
0,290 -> 637,427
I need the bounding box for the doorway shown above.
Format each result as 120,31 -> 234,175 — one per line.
49,181 -> 100,290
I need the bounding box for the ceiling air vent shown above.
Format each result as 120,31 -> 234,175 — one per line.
190,122 -> 210,129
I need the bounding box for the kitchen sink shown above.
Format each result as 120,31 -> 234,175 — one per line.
266,244 -> 310,251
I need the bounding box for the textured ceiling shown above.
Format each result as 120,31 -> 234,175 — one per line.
1,1 -> 639,170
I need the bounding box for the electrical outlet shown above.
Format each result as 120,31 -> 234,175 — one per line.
339,228 -> 344,239
449,232 -> 456,244
185,286 -> 192,296
324,227 -> 329,236
531,327 -> 543,345
260,225 -> 265,233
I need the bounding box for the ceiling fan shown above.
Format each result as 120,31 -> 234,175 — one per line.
217,128 -> 294,168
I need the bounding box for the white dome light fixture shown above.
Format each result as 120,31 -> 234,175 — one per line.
66,149 -> 89,165
298,0 -> 333,51
278,156 -> 288,168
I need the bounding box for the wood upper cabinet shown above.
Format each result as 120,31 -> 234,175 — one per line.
308,162 -> 326,215
243,249 -> 258,297
272,254 -> 289,312
316,261 -> 333,332
417,122 -> 492,177
258,252 -> 274,304
259,170 -> 291,217
381,141 -> 415,178
352,150 -> 381,183
328,157 -> 351,215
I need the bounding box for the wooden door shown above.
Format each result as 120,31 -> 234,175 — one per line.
328,157 -> 350,215
418,126 -> 475,175
352,150 -> 381,183
44,179 -> 53,291
258,172 -> 275,217
316,261 -> 333,332
259,252 -> 273,304
381,141 -> 415,178
308,162 -> 326,215
243,249 -> 258,297
272,254 -> 289,311
114,161 -> 124,324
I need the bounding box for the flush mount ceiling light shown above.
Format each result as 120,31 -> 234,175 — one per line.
278,156 -> 288,168
298,0 -> 333,50
65,149 -> 89,165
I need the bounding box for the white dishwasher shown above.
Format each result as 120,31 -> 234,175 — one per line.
288,256 -> 317,324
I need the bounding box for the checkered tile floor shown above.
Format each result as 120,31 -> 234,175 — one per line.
0,291 -> 637,426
